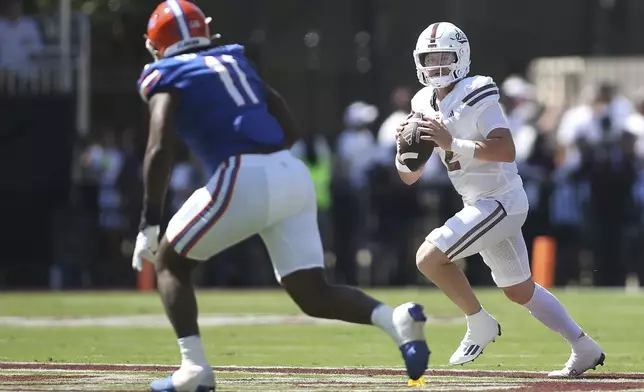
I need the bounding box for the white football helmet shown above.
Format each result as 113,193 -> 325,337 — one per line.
413,22 -> 471,89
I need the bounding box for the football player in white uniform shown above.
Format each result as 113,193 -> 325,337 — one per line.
395,22 -> 605,377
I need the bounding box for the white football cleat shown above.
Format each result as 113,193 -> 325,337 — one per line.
548,335 -> 605,377
150,364 -> 215,392
449,309 -> 501,366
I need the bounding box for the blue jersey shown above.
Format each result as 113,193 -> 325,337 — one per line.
137,44 -> 285,175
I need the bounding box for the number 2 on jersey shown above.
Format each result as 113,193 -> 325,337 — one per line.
444,151 -> 461,171
204,55 -> 259,107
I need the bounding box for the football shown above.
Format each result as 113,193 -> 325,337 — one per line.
397,112 -> 436,172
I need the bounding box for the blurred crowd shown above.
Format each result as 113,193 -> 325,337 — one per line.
44,75 -> 644,290
0,0 -> 43,77
3,1 -> 644,290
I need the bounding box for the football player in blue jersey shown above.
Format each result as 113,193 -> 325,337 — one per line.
132,1 -> 429,391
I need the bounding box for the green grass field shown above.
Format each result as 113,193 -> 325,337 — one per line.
0,288 -> 642,391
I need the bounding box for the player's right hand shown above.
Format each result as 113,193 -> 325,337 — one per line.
396,112 -> 418,141
132,225 -> 160,271
395,123 -> 407,141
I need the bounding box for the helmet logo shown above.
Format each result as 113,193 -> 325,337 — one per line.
451,31 -> 468,44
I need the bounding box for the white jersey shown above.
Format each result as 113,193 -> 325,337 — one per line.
411,75 -> 523,205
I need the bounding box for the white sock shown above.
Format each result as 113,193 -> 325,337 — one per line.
370,304 -> 403,346
178,335 -> 209,367
465,307 -> 493,326
523,283 -> 583,343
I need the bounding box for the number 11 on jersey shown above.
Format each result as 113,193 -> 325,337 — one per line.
204,55 -> 259,107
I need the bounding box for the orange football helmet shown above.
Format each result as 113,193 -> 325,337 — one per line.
145,0 -> 212,60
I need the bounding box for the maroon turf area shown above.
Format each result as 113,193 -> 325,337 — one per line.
1,363 -> 643,391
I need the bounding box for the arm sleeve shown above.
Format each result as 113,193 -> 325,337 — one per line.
476,101 -> 510,137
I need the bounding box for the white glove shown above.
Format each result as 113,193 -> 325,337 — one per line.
132,225 -> 160,271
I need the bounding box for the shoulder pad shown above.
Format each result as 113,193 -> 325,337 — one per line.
206,44 -> 245,56
137,62 -> 164,102
459,75 -> 499,108
224,44 -> 245,53
411,87 -> 437,113
136,58 -> 187,102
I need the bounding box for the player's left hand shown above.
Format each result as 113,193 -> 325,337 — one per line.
132,225 -> 160,271
418,116 -> 453,150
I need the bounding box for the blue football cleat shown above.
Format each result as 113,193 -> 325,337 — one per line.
393,302 -> 431,380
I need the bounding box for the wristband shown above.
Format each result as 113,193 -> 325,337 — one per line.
450,138 -> 476,160
139,210 -> 161,231
395,154 -> 412,173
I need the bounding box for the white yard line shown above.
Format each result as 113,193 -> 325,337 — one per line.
0,313 -> 464,328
